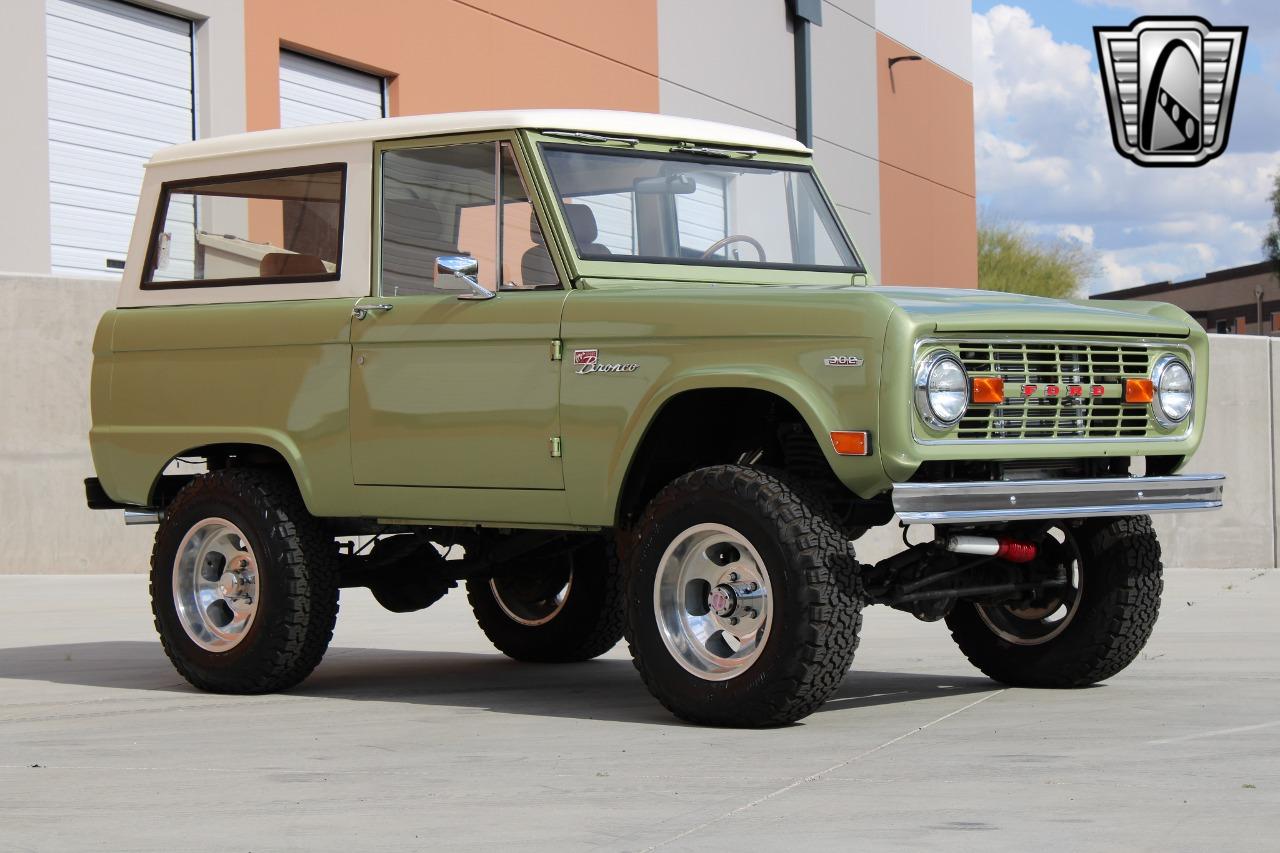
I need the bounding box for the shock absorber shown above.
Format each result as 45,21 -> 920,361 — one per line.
942,534 -> 1037,563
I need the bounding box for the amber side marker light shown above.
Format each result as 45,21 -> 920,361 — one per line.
970,376 -> 1005,404
830,431 -> 870,456
1125,378 -> 1155,403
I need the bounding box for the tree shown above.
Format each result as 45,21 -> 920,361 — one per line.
1264,168 -> 1280,282
978,218 -> 1096,298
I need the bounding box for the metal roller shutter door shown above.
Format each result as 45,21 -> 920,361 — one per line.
46,0 -> 193,277
279,51 -> 385,128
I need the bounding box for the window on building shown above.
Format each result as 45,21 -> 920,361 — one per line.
380,142 -> 555,296
144,165 -> 345,287
279,51 -> 386,128
1215,319 -> 1231,334
46,0 -> 194,277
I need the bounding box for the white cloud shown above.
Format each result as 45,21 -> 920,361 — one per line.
973,4 -> 1280,293
1058,224 -> 1095,246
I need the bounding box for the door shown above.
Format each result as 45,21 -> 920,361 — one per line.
350,139 -> 566,490
46,0 -> 194,276
279,51 -> 386,128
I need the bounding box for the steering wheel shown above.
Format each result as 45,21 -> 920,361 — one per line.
700,234 -> 766,262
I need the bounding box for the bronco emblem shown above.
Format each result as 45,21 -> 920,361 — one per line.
574,349 -> 639,375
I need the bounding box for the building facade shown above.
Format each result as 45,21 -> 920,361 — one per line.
1095,261 -> 1280,336
0,0 -> 976,287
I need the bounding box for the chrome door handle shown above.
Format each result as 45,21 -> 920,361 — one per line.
352,302 -> 394,320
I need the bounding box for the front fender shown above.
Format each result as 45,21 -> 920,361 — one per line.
562,360 -> 889,527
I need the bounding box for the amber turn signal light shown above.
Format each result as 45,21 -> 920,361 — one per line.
970,376 -> 1005,404
830,431 -> 870,456
1124,378 -> 1155,403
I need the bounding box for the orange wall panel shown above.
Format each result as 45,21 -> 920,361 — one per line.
244,0 -> 659,132
875,32 -> 976,287
876,33 -> 975,196
879,165 -> 978,288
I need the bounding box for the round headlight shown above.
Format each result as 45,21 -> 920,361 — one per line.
1153,355 -> 1193,427
915,351 -> 969,429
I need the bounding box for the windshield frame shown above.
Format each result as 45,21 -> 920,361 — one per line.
535,142 -> 866,278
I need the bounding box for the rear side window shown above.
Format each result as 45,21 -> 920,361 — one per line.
143,164 -> 346,288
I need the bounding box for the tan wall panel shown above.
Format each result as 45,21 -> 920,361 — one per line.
244,0 -> 658,131
657,0 -> 795,131
879,164 -> 976,287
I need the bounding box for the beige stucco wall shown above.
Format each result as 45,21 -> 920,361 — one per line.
656,0 -> 883,280
0,0 -> 54,275
0,276 -> 157,572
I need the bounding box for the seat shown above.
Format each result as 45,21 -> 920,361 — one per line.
520,211 -> 559,288
259,252 -> 329,277
563,203 -> 613,257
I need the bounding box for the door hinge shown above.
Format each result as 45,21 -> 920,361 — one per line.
549,436 -> 562,458
551,339 -> 563,361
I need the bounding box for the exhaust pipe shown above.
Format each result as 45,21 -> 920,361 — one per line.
124,510 -> 162,526
942,534 -> 1037,563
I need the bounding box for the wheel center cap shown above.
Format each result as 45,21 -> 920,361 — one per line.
217,571 -> 245,599
708,584 -> 737,617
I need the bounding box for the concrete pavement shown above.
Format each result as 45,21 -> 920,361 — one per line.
1,569 -> 1277,852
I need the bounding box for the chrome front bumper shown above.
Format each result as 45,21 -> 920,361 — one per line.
892,474 -> 1225,525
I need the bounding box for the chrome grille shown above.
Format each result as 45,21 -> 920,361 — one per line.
953,340 -> 1152,440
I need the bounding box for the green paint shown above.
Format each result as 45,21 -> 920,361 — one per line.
89,129 -> 1209,530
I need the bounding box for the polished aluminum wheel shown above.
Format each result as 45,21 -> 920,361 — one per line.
489,568 -> 572,627
172,518 -> 260,652
654,523 -> 772,681
977,527 -> 1083,646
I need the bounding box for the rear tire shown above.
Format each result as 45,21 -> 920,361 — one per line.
946,516 -> 1162,687
150,469 -> 339,694
625,465 -> 863,727
466,537 -> 625,662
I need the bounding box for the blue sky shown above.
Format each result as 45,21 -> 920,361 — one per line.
970,1 -> 1280,292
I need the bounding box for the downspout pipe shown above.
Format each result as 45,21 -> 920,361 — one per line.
788,0 -> 822,148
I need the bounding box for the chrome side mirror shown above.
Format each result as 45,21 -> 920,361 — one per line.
435,255 -> 494,301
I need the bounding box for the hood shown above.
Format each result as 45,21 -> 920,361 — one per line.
875,286 -> 1193,337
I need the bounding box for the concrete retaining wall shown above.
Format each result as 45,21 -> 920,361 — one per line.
1,272 -> 1272,572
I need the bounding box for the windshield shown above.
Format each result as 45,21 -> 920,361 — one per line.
540,146 -> 862,273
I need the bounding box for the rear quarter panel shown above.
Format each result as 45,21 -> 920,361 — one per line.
90,300 -> 357,514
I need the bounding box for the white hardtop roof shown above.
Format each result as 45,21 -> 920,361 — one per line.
149,109 -> 811,166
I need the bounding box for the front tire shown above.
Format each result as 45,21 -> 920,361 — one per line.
150,469 -> 340,694
946,516 -> 1163,687
625,465 -> 863,727
466,537 -> 625,662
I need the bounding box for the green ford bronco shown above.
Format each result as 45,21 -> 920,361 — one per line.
86,110 -> 1224,727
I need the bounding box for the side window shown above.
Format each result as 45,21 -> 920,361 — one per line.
144,165 -> 344,287
380,141 -> 558,296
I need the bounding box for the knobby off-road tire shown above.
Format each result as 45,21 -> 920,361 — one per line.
946,515 -> 1162,688
150,469 -> 340,693
625,465 -> 863,727
466,536 -> 625,663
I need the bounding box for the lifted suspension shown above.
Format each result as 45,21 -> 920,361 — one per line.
862,529 -> 1067,621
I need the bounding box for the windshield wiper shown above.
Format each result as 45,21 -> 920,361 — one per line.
670,142 -> 758,159
542,130 -> 639,146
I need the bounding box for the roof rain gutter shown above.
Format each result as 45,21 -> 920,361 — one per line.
788,0 -> 823,148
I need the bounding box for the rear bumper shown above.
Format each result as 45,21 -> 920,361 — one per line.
892,474 -> 1225,525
